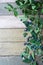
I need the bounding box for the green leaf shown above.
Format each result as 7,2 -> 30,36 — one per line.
28,54 -> 30,59
23,32 -> 28,37
7,3 -> 13,9
21,52 -> 28,57
13,8 -> 18,16
29,0 -> 34,4
30,61 -> 36,65
41,8 -> 43,14
38,49 -> 42,56
33,61 -> 36,65
5,3 -> 13,12
23,21 -> 29,27
19,2 -> 23,5
26,45 -> 31,51
24,0 -> 28,4
16,0 -> 20,5
36,41 -> 40,46
28,25 -> 33,31
32,5 -> 36,10
29,39 -> 35,43
31,30 -> 37,40
29,0 -> 32,4
35,28 -> 40,34
18,15 -> 27,21
31,52 -> 34,59
5,6 -> 13,11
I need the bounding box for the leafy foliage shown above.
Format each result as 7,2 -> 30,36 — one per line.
5,0 -> 43,65
15,0 -> 43,65
16,0 -> 43,16
5,3 -> 18,16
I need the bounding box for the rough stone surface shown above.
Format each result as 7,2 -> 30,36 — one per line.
0,55 -> 29,65
0,0 -> 16,3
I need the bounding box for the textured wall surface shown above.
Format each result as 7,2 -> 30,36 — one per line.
0,15 -> 26,55
0,56 -> 29,65
0,42 -> 25,55
0,28 -> 31,55
0,29 -> 25,42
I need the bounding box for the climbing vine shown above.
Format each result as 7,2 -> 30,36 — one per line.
5,0 -> 43,65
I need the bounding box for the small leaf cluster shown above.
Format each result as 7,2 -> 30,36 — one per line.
16,0 -> 43,16
5,3 -> 18,16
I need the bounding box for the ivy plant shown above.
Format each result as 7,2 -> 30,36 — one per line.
5,0 -> 43,65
